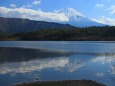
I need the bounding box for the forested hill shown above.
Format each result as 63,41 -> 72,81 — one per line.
0,26 -> 115,41
0,17 -> 75,33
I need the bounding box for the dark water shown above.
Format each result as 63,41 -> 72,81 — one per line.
0,41 -> 115,86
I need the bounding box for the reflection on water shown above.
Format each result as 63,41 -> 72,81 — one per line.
0,41 -> 115,86
111,65 -> 115,75
0,41 -> 115,53
0,57 -> 69,74
0,47 -> 72,63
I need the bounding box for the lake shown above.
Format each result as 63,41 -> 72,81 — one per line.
0,41 -> 115,86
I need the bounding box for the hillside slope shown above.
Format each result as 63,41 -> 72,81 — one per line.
0,17 -> 75,33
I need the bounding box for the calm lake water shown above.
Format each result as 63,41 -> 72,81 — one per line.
0,41 -> 115,86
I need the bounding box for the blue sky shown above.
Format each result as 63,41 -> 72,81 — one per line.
0,0 -> 115,25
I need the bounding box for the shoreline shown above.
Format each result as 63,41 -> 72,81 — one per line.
14,80 -> 106,86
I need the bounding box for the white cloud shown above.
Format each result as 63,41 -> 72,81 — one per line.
21,4 -> 32,8
32,0 -> 41,5
21,0 -> 41,8
0,7 -> 69,22
26,4 -> 32,7
96,4 -> 104,7
92,16 -> 115,26
109,6 -> 115,15
10,4 -> 16,8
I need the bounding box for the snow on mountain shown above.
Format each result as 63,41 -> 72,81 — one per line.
57,8 -> 86,21
56,8 -> 105,27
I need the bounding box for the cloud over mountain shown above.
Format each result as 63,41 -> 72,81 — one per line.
0,7 -> 69,22
92,16 -> 115,26
0,7 -> 105,27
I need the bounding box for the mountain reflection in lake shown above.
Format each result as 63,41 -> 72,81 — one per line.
0,41 -> 115,86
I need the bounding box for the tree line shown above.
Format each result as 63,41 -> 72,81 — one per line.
0,26 -> 115,41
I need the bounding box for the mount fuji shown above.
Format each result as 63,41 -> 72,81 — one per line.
57,8 -> 105,27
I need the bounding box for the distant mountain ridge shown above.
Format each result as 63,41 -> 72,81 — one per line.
57,8 -> 105,27
0,17 -> 75,33
0,8 -> 106,33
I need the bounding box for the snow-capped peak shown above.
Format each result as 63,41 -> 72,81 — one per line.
59,8 -> 85,17
56,8 -> 87,21
56,8 -> 105,27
